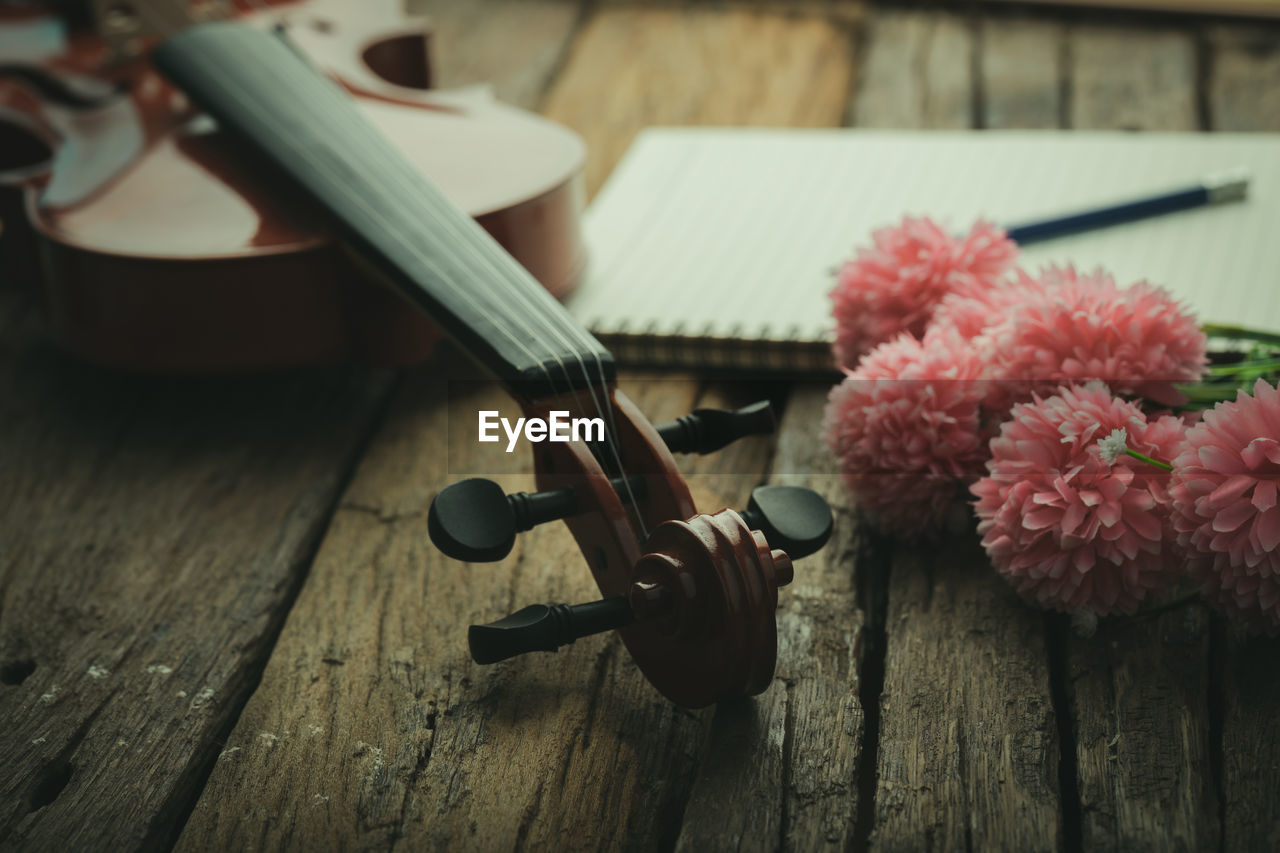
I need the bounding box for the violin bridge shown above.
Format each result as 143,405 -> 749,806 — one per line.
89,0 -> 233,58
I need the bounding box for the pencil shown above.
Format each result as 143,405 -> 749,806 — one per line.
1004,171 -> 1250,245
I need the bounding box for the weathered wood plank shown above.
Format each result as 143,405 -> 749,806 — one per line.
676,387 -> 864,851
1067,24 -> 1197,130
771,387 -> 865,851
541,6 -> 855,196
1222,633 -> 1280,850
979,16 -> 1065,129
1207,24 -> 1280,131
0,286 -> 392,849
870,539 -> 1062,852
414,0 -> 585,111
849,10 -> 975,129
676,688 -> 788,853
1065,611 -> 1217,851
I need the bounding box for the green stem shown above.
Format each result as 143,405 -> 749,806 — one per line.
1124,448 -> 1173,470
1203,323 -> 1280,348
1208,359 -> 1280,376
1175,383 -> 1241,404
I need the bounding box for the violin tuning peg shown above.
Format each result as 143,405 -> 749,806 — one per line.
469,597 -> 634,664
429,478 -> 522,562
429,476 -> 648,563
655,400 -> 776,455
738,485 -> 833,560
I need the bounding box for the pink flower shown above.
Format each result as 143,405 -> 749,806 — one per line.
830,218 -> 1018,368
972,383 -> 1186,616
824,328 -> 993,536
977,266 -> 1208,411
931,279 -> 1025,340
1170,379 -> 1280,634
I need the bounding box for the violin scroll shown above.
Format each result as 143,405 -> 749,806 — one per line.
438,396 -> 834,708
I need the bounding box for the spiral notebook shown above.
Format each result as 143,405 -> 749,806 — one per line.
566,128 -> 1280,373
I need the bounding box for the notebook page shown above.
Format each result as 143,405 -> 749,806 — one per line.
569,129 -> 1280,350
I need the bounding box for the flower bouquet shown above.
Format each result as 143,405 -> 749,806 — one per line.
824,217 -> 1280,634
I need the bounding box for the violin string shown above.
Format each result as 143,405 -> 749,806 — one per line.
190,45 -> 554,378
190,40 -> 651,538
263,39 -> 651,539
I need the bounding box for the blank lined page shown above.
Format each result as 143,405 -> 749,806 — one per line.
568,129 -> 1280,358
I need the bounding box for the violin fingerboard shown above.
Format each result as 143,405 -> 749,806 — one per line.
153,21 -> 612,397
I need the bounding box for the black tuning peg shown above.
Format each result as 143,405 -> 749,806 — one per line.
468,597 -> 633,664
429,476 -> 647,563
655,400 -> 776,455
739,485 -> 833,560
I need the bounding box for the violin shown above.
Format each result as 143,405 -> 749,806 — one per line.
0,0 -> 584,370
6,0 -> 835,707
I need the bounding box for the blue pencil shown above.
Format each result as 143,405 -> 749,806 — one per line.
1003,171 -> 1250,245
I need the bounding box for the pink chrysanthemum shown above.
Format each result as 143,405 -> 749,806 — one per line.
1169,379 -> 1280,634
972,383 -> 1186,616
977,266 -> 1208,411
824,328 -> 993,536
830,218 -> 1018,368
931,279 -> 1025,340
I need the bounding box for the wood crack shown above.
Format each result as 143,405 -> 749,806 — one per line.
1207,618 -> 1226,853
1045,613 -> 1083,853
969,7 -> 985,129
851,530 -> 890,853
778,676 -> 796,850
390,710 -> 437,853
338,503 -> 422,525
579,638 -> 617,752
1194,25 -> 1213,131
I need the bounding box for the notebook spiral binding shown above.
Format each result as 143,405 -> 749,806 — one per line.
591,323 -> 837,376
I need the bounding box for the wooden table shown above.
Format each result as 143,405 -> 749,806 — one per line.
4,1 -> 1279,849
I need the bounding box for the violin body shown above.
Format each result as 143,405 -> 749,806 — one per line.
0,0 -> 585,370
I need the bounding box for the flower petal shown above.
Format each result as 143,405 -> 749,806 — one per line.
1212,500 -> 1256,533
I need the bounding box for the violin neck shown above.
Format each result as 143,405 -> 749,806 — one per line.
152,21 -> 612,398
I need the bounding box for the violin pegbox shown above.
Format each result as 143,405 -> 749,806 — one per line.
428,390 -> 833,708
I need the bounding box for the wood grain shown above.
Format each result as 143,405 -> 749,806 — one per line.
1068,25 -> 1197,130
771,387 -> 865,851
849,10 -> 975,129
0,287 -> 392,849
1221,633 -> 1280,851
675,387 -> 865,851
1207,25 -> 1280,131
541,6 -> 855,196
1065,611 -> 1218,851
980,16 -> 1064,129
870,539 -> 1061,852
415,0 -> 585,110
